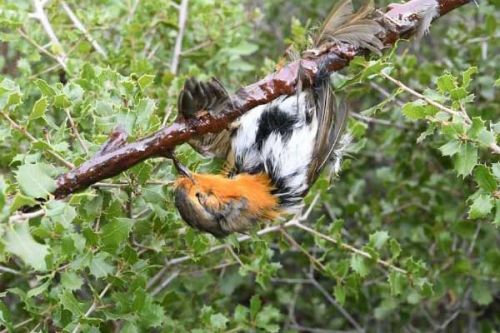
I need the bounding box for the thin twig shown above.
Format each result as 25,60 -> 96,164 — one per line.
60,1 -> 107,58
116,0 -> 140,50
291,221 -> 407,274
351,112 -> 407,129
0,318 -> 34,333
170,0 -> 188,74
0,265 -> 22,275
9,209 -> 46,224
381,72 -> 500,154
280,229 -> 326,271
381,72 -> 463,119
151,270 -> 180,296
17,28 -> 62,66
71,282 -> 112,333
30,0 -> 68,70
64,109 -> 89,154
0,111 -> 74,168
308,274 -> 364,333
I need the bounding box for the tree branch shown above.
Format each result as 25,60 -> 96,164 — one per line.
60,1 -> 108,58
30,0 -> 68,70
53,0 -> 470,198
170,0 -> 189,74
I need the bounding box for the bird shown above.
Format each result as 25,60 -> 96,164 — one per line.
172,0 -> 383,237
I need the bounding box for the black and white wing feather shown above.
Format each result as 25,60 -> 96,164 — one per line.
177,77 -> 233,158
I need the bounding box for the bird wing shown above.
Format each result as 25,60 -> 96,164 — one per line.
306,80 -> 349,184
177,77 -> 233,158
307,0 -> 382,182
314,0 -> 383,54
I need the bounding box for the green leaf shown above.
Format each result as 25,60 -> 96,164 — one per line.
474,165 -> 497,193
35,79 -> 56,97
450,87 -> 467,101
135,98 -> 155,131
468,118 -> 495,146
46,200 -> 77,229
494,200 -> 500,227
231,41 -> 258,56
388,271 -> 405,296
54,94 -> 71,108
492,163 -> 500,180
101,218 -> 134,253
250,295 -> 261,318
137,74 -> 155,90
402,100 -> 436,120
4,223 -> 49,271
389,239 -> 401,259
461,67 -> 477,89
89,252 -> 114,278
9,193 -> 38,213
60,290 -> 84,316
350,255 -> 369,277
453,143 -> 478,177
16,163 -> 57,198
476,129 -> 494,147
469,194 -> 493,219
210,313 -> 229,329
436,73 -> 456,93
334,284 -> 346,305
472,281 -> 493,305
439,140 -> 461,157
27,279 -> 50,298
61,271 -> 83,291
29,97 -> 48,120
369,231 -> 389,250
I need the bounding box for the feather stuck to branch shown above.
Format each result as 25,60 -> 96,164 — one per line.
53,0 -> 470,198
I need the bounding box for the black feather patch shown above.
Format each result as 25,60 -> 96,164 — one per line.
255,106 -> 297,150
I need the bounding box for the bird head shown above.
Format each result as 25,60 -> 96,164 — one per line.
173,164 -> 280,237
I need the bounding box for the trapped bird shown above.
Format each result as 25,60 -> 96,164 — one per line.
173,0 -> 384,237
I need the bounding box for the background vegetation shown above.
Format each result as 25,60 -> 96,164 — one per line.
0,0 -> 499,331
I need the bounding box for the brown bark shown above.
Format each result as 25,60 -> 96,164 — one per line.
54,0 -> 470,198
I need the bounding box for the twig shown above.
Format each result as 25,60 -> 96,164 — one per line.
0,318 -> 34,333
291,221 -> 408,274
9,209 -> 46,224
288,324 -> 359,333
381,72 -> 500,154
381,72 -> 463,119
226,246 -> 244,266
280,229 -> 326,271
370,82 -> 405,107
170,0 -> 188,74
308,274 -> 364,333
30,0 -> 68,70
71,282 -> 112,333
351,112 -> 407,129
64,109 -> 89,154
17,29 -> 63,66
0,111 -> 74,168
116,0 -> 140,50
151,270 -> 180,296
60,1 -> 107,58
0,265 -> 22,275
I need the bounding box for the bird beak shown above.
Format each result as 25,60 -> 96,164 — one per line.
171,155 -> 195,183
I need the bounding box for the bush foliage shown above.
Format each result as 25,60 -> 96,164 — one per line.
0,0 -> 499,332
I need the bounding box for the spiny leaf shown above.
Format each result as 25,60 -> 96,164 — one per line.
16,163 -> 57,198
4,223 -> 49,271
